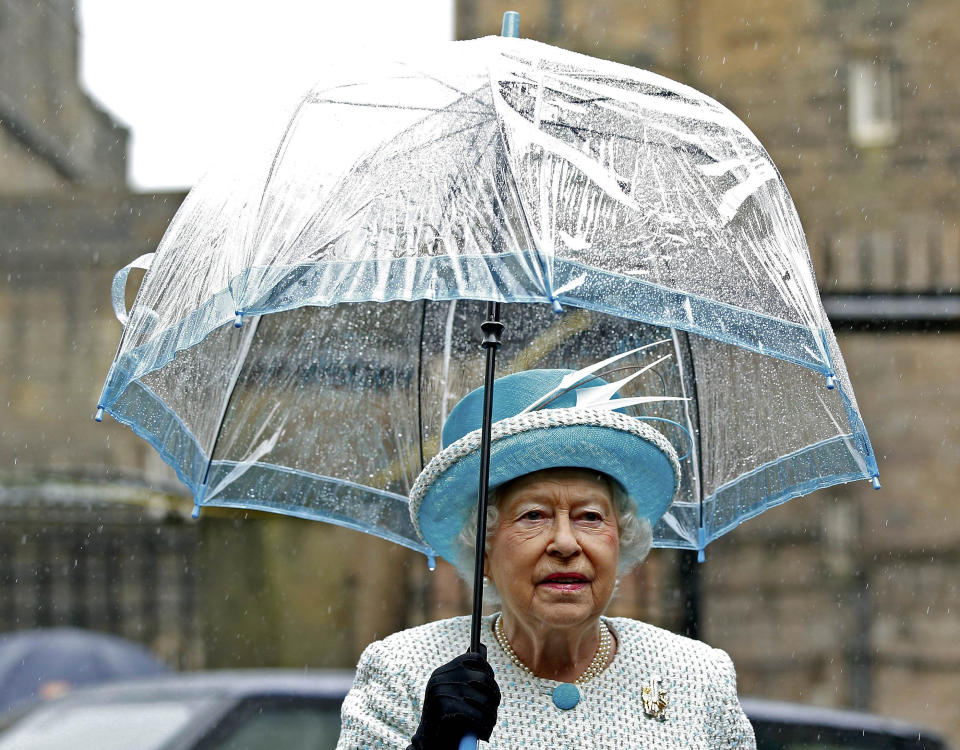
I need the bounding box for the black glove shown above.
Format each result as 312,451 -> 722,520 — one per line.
408,645 -> 501,750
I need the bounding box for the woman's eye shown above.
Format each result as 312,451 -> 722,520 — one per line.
522,510 -> 544,521
580,511 -> 603,522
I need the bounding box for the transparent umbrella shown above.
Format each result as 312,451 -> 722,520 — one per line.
96,27 -> 878,608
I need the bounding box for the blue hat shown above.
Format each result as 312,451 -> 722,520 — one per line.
409,368 -> 681,567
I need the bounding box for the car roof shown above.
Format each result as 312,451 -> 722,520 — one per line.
47,669 -> 355,705
741,697 -> 946,742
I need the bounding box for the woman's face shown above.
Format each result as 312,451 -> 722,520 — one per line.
485,468 -> 620,631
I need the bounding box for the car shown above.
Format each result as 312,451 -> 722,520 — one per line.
0,670 -> 353,750
0,671 -> 950,749
742,697 -> 950,750
0,627 -> 169,716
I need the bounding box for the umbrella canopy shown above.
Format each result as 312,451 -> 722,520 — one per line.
97,35 -> 877,561
0,628 -> 168,713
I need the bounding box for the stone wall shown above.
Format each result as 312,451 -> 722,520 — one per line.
1,1 -> 422,673
0,187 -> 422,668
0,193 -> 184,483
706,332 -> 960,741
0,0 -> 127,190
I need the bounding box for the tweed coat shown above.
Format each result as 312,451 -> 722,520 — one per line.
337,614 -> 756,749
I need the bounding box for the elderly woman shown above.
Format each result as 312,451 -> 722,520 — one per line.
337,368 -> 756,749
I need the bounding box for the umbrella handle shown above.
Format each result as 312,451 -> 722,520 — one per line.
459,22 -> 516,750
111,252 -> 155,326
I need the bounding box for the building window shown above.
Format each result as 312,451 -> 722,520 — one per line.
847,59 -> 899,148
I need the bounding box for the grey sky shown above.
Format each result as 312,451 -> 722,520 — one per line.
79,0 -> 453,191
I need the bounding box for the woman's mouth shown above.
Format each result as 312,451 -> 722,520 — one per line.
539,573 -> 589,591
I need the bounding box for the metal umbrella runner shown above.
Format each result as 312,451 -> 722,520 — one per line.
95,14 -> 879,741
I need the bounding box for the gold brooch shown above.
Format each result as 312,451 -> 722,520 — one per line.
641,675 -> 668,720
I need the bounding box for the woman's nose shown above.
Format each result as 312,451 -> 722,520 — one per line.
547,515 -> 581,557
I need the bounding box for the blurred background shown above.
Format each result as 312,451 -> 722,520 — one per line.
0,0 -> 957,744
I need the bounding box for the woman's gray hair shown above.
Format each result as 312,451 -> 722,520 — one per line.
456,472 -> 654,602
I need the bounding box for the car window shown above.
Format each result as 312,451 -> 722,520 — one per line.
0,699 -> 208,750
199,700 -> 342,750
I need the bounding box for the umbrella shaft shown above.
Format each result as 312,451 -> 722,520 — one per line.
470,301 -> 503,654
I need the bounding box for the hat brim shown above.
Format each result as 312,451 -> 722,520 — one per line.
414,422 -> 678,568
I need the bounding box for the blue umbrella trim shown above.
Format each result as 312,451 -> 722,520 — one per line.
103,375 -> 872,556
103,379 -> 433,557
101,253 -> 837,407
97,251 -> 878,555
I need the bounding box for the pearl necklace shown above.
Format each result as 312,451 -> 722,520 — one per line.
494,614 -> 613,709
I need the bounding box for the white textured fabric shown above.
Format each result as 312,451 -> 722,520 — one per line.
337,614 -> 756,749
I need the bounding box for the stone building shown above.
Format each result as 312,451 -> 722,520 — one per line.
0,0 -> 198,665
456,0 -> 959,743
1,0 -> 429,671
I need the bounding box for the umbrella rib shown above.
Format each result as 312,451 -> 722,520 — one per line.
489,118 -> 539,263
432,120 -> 502,241
199,315 -> 263,495
291,89 -> 496,257
313,98 -> 490,117
253,90 -> 488,249
417,301 -> 427,472
337,82 -> 492,172
539,119 -> 716,163
279,128 -> 493,262
250,95 -> 317,244
672,329 -> 705,542
364,118 -> 498,169
401,66 -> 492,109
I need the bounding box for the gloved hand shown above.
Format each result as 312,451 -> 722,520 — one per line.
408,645 -> 501,750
